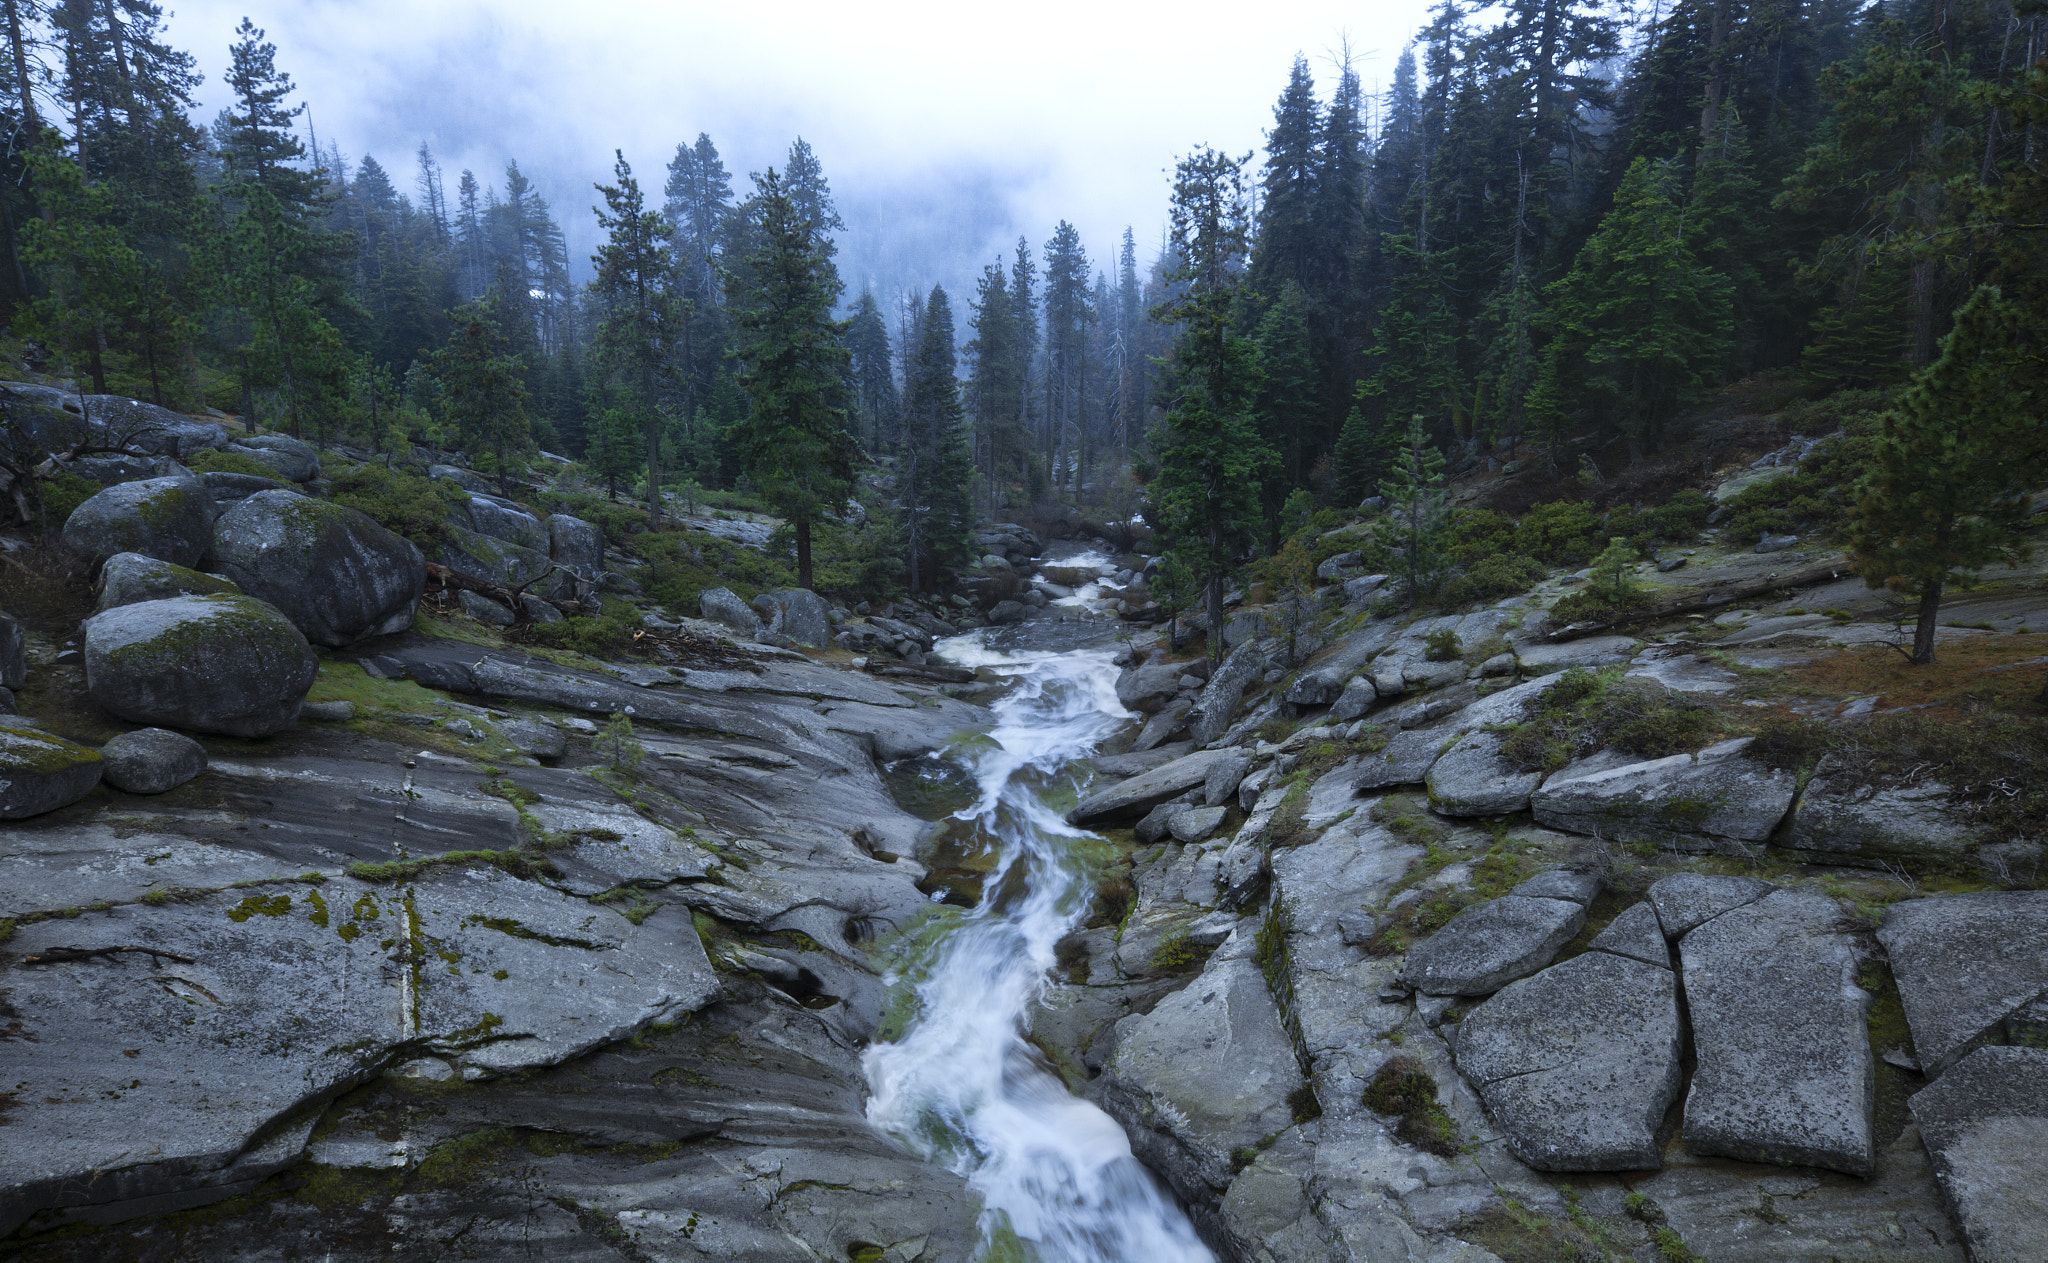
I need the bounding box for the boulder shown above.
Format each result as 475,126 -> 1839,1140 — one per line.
1907,1046 -> 2048,1262
1679,889 -> 1875,1176
65,452 -> 184,485
1189,641 -> 1265,747
1132,700 -> 1192,752
1510,869 -> 1604,905
1586,902 -> 1671,969
98,727 -> 206,794
986,599 -> 1028,625
210,490 -> 427,647
1345,728 -> 1449,792
457,589 -> 515,627
698,586 -> 763,638
1754,533 -> 1800,554
1314,551 -> 1363,581
1426,730 -> 1543,816
1117,661 -> 1186,712
0,608 -> 23,689
1646,873 -> 1775,938
0,723 -> 103,818
199,470 -> 292,505
428,462 -> 495,494
546,513 -> 605,577
1530,738 -> 1798,855
61,474 -> 214,567
760,589 -> 832,646
458,493 -> 549,549
1785,758 -> 1979,865
1876,893 -> 2048,1076
518,594 -> 562,624
82,594 -> 318,738
1329,675 -> 1378,721
1201,751 -> 1252,807
1104,953 -> 1306,1194
1135,801 -> 1192,845
499,717 -> 569,761
1341,573 -> 1388,604
1069,748 -> 1241,825
227,433 -> 320,482
81,395 -> 227,456
1515,635 -> 1641,675
438,522 -> 559,592
1169,805 -> 1228,844
1398,895 -> 1587,995
95,552 -> 240,612
1455,950 -> 1683,1170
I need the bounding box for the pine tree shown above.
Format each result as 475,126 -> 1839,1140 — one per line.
725,168 -> 860,592
846,291 -> 898,451
965,258 -> 1024,511
1378,415 -> 1449,597
1150,147 -> 1276,662
1251,55 -> 1323,296
429,297 -> 532,497
898,285 -> 973,592
1042,220 -> 1091,493
1332,405 -> 1396,507
590,150 -> 682,528
21,149 -> 141,395
1254,282 -> 1316,523
1849,285 -> 2046,665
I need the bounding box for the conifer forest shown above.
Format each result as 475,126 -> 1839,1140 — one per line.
3,0 -> 2048,1258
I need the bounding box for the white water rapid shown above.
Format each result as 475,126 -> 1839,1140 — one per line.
862,632 -> 1217,1263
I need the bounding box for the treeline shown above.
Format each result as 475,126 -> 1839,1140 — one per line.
1164,0 -> 2045,521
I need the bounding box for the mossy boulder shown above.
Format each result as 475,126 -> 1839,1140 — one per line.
60,474 -> 215,567
226,433 -> 319,482
0,723 -> 104,818
99,726 -> 206,794
210,490 -> 427,647
82,593 -> 318,737
96,551 -> 241,613
438,522 -> 562,594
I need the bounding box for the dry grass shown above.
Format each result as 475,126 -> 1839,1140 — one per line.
1787,636 -> 2048,716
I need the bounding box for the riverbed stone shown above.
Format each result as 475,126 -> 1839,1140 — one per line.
1399,895 -> 1586,996
61,474 -> 214,567
1587,901 -> 1671,969
1455,950 -> 1683,1170
95,551 -> 240,612
1907,1045 -> 2048,1262
1532,738 -> 1798,855
0,723 -> 103,818
1118,661 -> 1186,711
82,594 -> 319,737
1189,641 -> 1265,747
1647,872 -> 1775,938
1680,889 -> 1875,1176
1876,892 -> 2048,1076
1426,730 -> 1543,816
1103,952 -> 1305,1194
98,727 -> 206,794
210,490 -> 427,646
1068,747 -> 1239,825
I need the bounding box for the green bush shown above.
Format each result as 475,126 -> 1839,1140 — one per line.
328,462 -> 470,547
1497,669 -> 1723,772
516,608 -> 642,658
1515,500 -> 1602,565
1547,585 -> 1651,627
38,471 -> 101,526
1443,508 -> 1519,567
1424,628 -> 1462,661
1721,431 -> 1880,545
1441,553 -> 1548,608
184,448 -> 283,479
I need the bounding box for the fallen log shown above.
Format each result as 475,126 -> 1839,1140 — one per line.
1549,557 -> 1852,641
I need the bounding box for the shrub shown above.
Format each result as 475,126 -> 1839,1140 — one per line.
328,462 -> 470,547
1588,536 -> 1641,605
1424,628 -> 1462,661
1362,1056 -> 1460,1156
592,712 -> 646,775
1443,508 -> 1519,567
1497,670 -> 1722,772
1546,585 -> 1651,627
1440,553 -> 1548,608
1515,499 -> 1602,565
37,470 -> 101,526
184,448 -> 282,479
1721,431 -> 1880,544
518,608 -> 641,658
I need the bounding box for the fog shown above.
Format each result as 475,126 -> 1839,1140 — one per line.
163,1 -> 1439,309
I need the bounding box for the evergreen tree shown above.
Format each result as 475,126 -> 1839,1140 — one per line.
898,285 -> 973,592
1042,220 -> 1091,493
1378,414 -> 1449,597
966,258 -> 1024,511
1332,404 -> 1397,507
21,149 -> 140,395
590,150 -> 682,528
1254,282 -> 1317,523
429,297 -> 532,497
1849,285 -> 2046,664
846,290 -> 897,451
725,168 -> 859,592
1150,147 -> 1276,662
1251,55 -> 1323,296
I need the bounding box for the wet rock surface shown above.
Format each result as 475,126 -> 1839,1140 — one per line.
1908,1046 -> 2048,1261
1398,894 -> 1586,995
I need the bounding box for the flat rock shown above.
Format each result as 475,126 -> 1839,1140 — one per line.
1531,738 -> 1798,855
1455,950 -> 1683,1170
1587,901 -> 1670,968
1510,869 -> 1605,905
1169,805 -> 1228,844
99,727 -> 206,794
1068,747 -> 1239,825
1680,889 -> 1875,1176
1908,1046 -> 2048,1262
1647,873 -> 1776,938
1515,634 -> 1640,673
1399,895 -> 1586,996
1426,730 -> 1543,816
0,869 -> 719,1235
1103,953 -> 1305,1194
1787,759 -> 1980,865
0,722 -> 104,818
1877,892 -> 2048,1076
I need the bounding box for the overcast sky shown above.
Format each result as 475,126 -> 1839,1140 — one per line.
161,0 -> 1445,308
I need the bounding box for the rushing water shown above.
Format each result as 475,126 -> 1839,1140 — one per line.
862,630 -> 1216,1263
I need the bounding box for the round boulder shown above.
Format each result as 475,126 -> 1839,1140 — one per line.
699,586 -> 762,638
61,474 -> 214,567
547,514 -> 605,578
0,722 -> 104,818
96,552 -> 241,613
210,490 -> 427,647
227,433 -> 321,482
100,727 -> 206,794
83,593 -> 318,737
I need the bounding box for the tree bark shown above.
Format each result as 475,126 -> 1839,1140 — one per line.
1912,580 -> 1942,665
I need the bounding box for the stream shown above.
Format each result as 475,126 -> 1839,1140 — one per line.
862,619 -> 1215,1262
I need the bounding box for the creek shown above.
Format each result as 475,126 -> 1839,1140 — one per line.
862,623 -> 1214,1262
